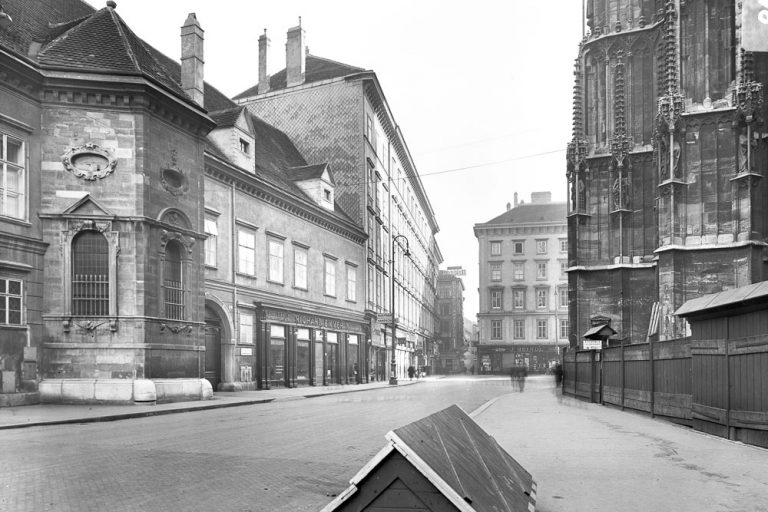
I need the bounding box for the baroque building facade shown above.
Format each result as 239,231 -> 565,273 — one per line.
0,0 -> 376,404
474,193 -> 569,373
567,0 -> 768,345
234,27 -> 443,380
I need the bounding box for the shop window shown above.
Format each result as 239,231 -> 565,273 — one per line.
0,278 -> 22,325
72,231 -> 109,316
0,132 -> 25,220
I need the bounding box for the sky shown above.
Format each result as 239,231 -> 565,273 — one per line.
111,0 -> 585,319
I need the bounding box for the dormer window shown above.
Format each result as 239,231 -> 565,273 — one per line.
324,189 -> 332,202
239,138 -> 250,154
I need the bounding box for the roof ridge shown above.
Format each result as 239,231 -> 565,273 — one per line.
108,8 -> 141,73
307,53 -> 366,72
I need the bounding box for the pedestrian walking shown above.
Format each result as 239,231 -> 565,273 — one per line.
518,365 -> 527,392
407,365 -> 415,381
509,366 -> 519,390
553,362 -> 564,401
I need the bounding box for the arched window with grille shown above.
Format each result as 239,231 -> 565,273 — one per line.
163,241 -> 185,320
72,231 -> 109,316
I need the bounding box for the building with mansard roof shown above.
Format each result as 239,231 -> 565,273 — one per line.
0,0 -> 370,405
234,26 -> 443,381
474,193 -> 568,373
566,1 -> 768,347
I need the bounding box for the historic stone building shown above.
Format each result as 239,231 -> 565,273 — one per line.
0,0 -> 371,404
474,193 -> 568,373
436,268 -> 466,374
234,27 -> 443,381
567,0 -> 768,345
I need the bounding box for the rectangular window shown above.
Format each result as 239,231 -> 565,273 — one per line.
559,318 -> 569,339
513,319 -> 525,339
324,259 -> 336,297
560,238 -> 568,253
536,288 -> 548,308
513,240 -> 524,255
537,319 -> 548,339
513,289 -> 525,309
560,261 -> 568,279
558,287 -> 568,308
0,278 -> 22,325
491,319 -> 502,340
268,239 -> 284,284
0,132 -> 26,219
490,289 -> 503,309
536,262 -> 547,280
490,263 -> 502,282
490,241 -> 502,256
239,138 -> 250,153
294,247 -> 308,289
439,303 -> 450,315
204,216 -> 218,267
239,311 -> 254,344
238,229 -> 256,275
513,261 -> 525,281
536,239 -> 548,254
346,265 -> 357,302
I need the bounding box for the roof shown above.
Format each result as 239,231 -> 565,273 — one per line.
208,107 -> 245,128
0,0 -> 237,112
286,163 -> 333,184
584,324 -> 617,339
478,201 -> 567,226
675,280 -> 768,318
322,405 -> 536,512
233,55 -> 366,99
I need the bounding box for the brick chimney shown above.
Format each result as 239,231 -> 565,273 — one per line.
286,20 -> 306,88
180,13 -> 204,106
258,29 -> 270,94
514,192 -> 518,208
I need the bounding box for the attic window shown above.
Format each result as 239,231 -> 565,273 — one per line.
324,189 -> 332,201
239,139 -> 250,154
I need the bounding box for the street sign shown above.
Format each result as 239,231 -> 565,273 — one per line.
378,314 -> 397,325
583,339 -> 602,350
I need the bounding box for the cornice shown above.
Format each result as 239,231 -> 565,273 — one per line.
205,154 -> 368,245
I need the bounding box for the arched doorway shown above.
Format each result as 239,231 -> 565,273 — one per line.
204,304 -> 222,390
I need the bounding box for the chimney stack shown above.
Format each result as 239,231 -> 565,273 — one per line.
286,19 -> 306,88
258,29 -> 270,93
506,202 -> 511,211
180,13 -> 204,106
513,192 -> 518,208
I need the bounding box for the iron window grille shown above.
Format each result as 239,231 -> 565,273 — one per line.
71,232 -> 109,316
163,242 -> 185,320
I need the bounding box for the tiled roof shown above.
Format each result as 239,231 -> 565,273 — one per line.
233,55 -> 366,99
208,107 -> 244,128
479,202 -> 567,226
0,0 -> 94,58
286,164 -> 330,183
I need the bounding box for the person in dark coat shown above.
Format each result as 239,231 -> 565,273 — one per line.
407,365 -> 415,381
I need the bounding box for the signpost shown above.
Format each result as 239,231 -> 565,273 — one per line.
583,339 -> 602,350
378,314 -> 396,325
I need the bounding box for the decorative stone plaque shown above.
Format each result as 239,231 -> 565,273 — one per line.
62,143 -> 117,180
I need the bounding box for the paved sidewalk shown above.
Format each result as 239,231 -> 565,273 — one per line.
0,377 -> 429,430
474,376 -> 768,512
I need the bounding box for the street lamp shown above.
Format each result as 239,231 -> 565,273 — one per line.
390,234 -> 410,385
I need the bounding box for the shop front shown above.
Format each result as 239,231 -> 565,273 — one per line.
477,343 -> 564,374
254,306 -> 367,389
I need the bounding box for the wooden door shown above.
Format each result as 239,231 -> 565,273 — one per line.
204,323 -> 221,390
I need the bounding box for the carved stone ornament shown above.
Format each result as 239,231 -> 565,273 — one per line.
160,149 -> 189,196
67,219 -> 111,235
160,229 -> 195,253
159,323 -> 193,335
62,143 -> 117,180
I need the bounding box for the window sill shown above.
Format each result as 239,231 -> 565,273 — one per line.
293,286 -> 308,292
0,324 -> 27,329
346,299 -> 357,304
0,215 -> 31,227
236,271 -> 256,279
267,279 -> 285,286
204,264 -> 218,270
324,294 -> 337,299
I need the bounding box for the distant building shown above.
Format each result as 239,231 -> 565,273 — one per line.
436,268 -> 465,373
566,1 -> 768,346
474,193 -> 568,373
234,27 -> 443,381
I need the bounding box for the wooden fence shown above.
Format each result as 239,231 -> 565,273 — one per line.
562,335 -> 768,448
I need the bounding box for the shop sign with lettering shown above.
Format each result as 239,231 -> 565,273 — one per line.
261,308 -> 362,333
